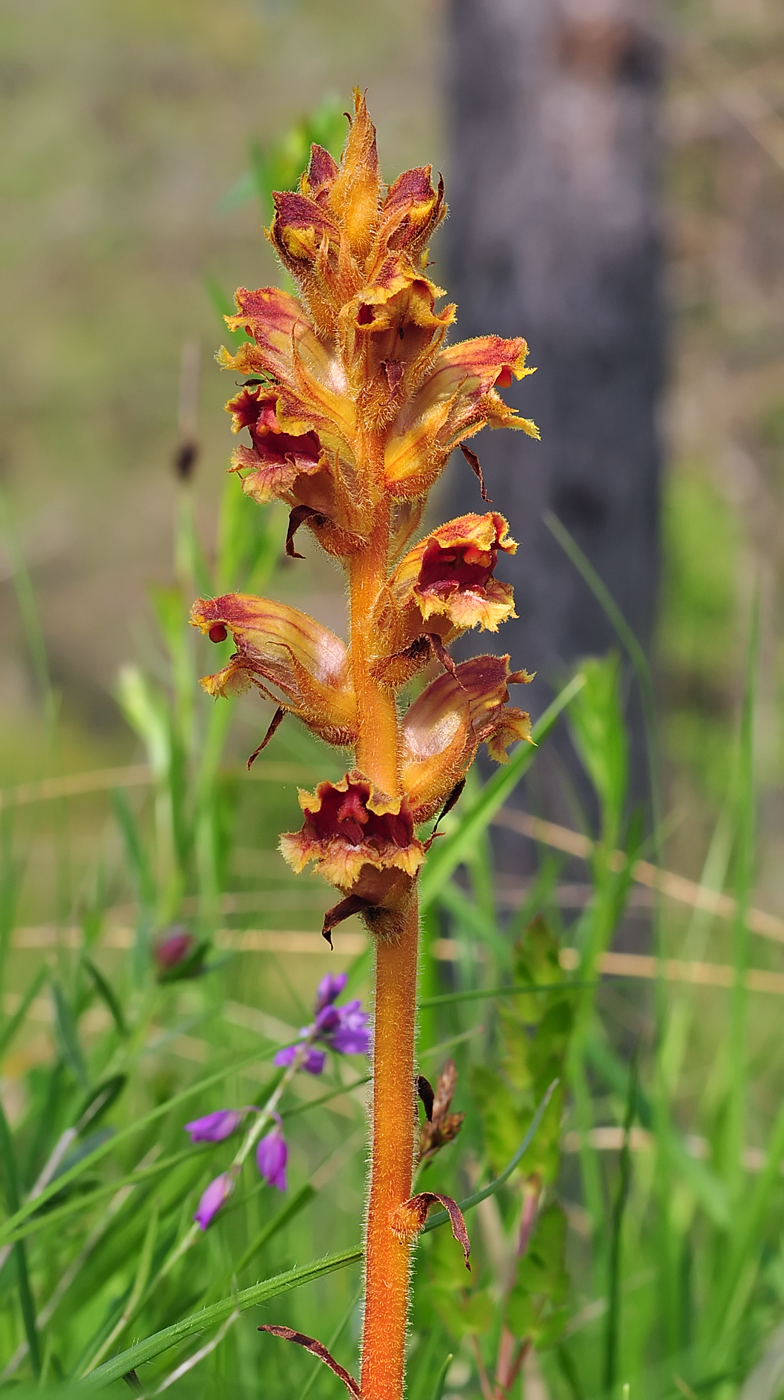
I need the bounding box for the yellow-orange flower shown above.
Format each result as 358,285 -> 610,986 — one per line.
280,770 -> 425,906
401,655 -> 533,822
384,336 -> 539,500
190,593 -> 356,747
370,513 -> 517,686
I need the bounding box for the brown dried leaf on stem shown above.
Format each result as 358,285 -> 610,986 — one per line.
390,1189 -> 472,1269
258,1326 -> 361,1397
417,1058 -> 465,1167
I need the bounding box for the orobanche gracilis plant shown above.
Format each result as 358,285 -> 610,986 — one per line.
190,92 -> 538,1400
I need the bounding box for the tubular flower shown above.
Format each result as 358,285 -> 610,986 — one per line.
401,656 -> 534,823
280,770 -> 425,908
256,1122 -> 288,1192
227,385 -> 365,559
227,385 -> 325,502
370,513 -> 517,685
193,1173 -> 233,1231
195,92 -> 540,1397
184,1110 -> 243,1144
190,593 -> 356,747
383,336 -> 539,501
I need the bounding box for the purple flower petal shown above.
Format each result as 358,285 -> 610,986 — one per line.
316,999 -> 371,1057
314,971 -> 348,1014
193,1172 -> 233,1229
184,1109 -> 243,1143
256,1128 -> 288,1192
274,1041 -> 326,1074
330,1023 -> 371,1056
301,1046 -> 326,1075
314,1005 -> 340,1034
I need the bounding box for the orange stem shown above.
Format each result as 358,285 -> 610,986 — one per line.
348,484 -> 418,1398
360,899 -> 419,1400
349,501 -> 399,795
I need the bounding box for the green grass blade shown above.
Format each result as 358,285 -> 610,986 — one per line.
81,1200 -> 159,1374
80,1247 -> 364,1389
432,1352 -> 454,1400
1,1148 -> 204,1247
83,959 -> 127,1038
419,981 -> 595,1010
543,511 -> 654,722
423,1079 -> 558,1232
232,1183 -> 316,1277
420,673 -> 585,908
0,1096 -> 41,1374
51,983 -> 89,1091
0,964 -> 48,1060
0,1049 -> 283,1246
721,594 -> 759,1201
603,1059 -> 637,1395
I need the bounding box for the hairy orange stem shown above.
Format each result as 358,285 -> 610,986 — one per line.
349,485 -> 418,1399
349,502 -> 399,797
361,901 -> 419,1400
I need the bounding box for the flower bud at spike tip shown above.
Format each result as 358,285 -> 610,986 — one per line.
154,926 -> 195,970
195,90 -> 538,1397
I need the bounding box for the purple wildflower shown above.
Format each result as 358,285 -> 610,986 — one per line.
314,971 -> 348,1013
273,977 -> 371,1076
184,1109 -> 243,1144
274,1043 -> 327,1075
193,1172 -> 233,1230
316,998 -> 370,1056
256,1125 -> 288,1192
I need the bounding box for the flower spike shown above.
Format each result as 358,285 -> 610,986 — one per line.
197,92 -> 539,1400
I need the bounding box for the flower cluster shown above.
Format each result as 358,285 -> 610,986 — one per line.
184,974 -> 369,1229
274,970 -> 370,1074
185,1108 -> 289,1229
190,91 -> 537,943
